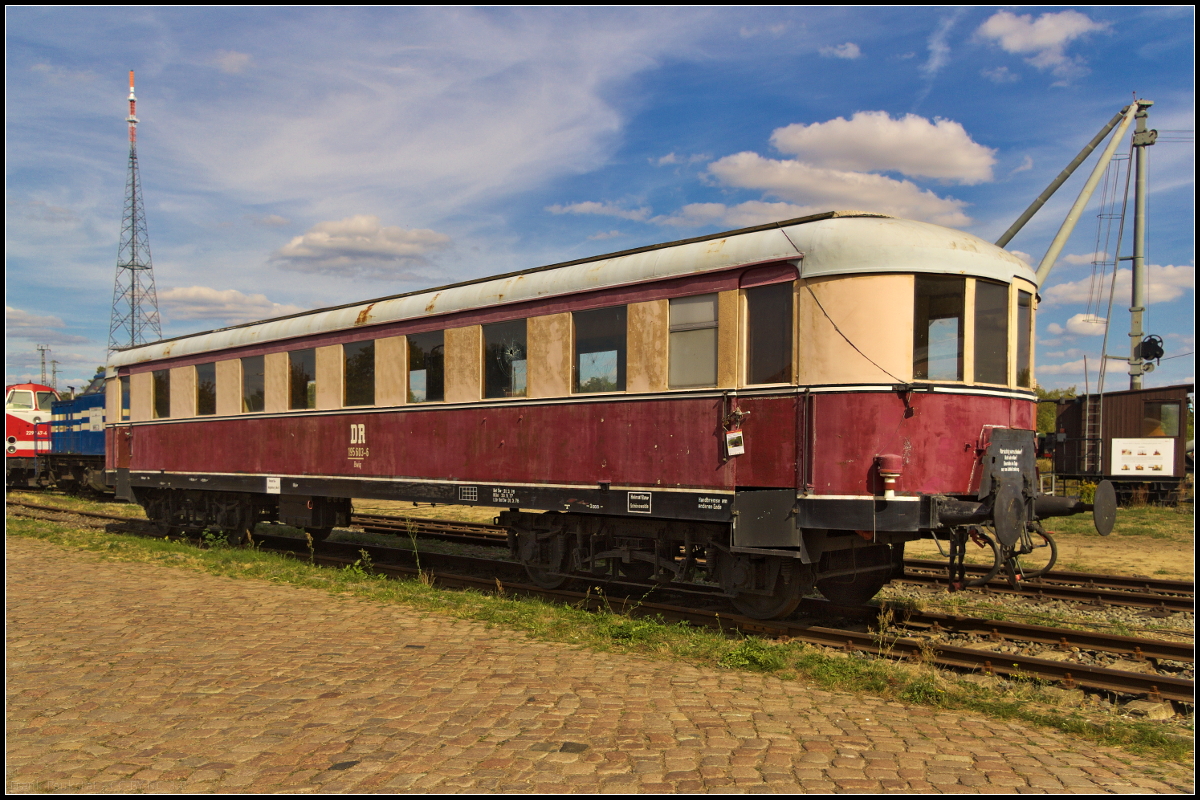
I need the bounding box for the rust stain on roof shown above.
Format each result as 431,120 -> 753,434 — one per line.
354,303 -> 378,326
424,293 -> 442,313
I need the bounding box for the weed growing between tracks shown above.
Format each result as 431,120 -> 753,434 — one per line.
5,513 -> 1192,765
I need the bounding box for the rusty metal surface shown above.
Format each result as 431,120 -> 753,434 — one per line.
109,216 -> 1037,371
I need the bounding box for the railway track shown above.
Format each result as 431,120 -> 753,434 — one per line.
7,499 -> 1194,704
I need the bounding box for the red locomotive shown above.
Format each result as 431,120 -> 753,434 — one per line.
6,382 -> 58,487
105,211 -> 1108,618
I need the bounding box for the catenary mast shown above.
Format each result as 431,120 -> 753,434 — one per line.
107,70 -> 162,352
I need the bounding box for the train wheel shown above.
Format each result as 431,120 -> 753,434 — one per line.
730,558 -> 805,620
222,523 -> 252,547
816,572 -> 889,606
305,527 -> 333,542
524,565 -> 568,590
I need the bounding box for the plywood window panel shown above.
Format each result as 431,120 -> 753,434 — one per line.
797,275 -> 914,386
344,340 -> 376,407
973,280 -> 1009,385
669,294 -> 718,388
408,331 -> 444,403
375,335 -> 407,407
574,306 -> 626,393
315,345 -> 343,410
445,326 -> 482,403
483,320 -> 528,399
215,360 -> 242,416
196,363 -> 217,416
914,275 -> 964,381
130,372 -> 152,422
745,284 -> 792,385
626,300 -> 667,394
717,290 -> 739,388
264,352 -> 288,413
527,314 -> 572,399
242,355 -> 265,413
169,366 -> 195,419
289,349 -> 317,410
152,370 -> 171,419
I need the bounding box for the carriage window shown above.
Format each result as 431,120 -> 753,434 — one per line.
1017,290 -> 1032,388
974,280 -> 1009,385
152,370 -> 171,419
408,331 -> 444,403
484,320 -> 527,398
669,294 -> 718,388
289,349 -> 317,410
120,376 -> 131,420
196,363 -> 216,416
6,390 -> 34,410
344,341 -> 375,407
914,275 -> 964,381
36,391 -> 56,411
242,355 -> 265,413
574,306 -> 626,393
1143,401 -> 1181,437
746,283 -> 792,384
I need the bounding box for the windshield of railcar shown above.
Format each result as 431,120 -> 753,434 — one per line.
6,390 -> 34,410
36,391 -> 56,410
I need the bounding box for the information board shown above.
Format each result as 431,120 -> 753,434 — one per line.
1111,438 -> 1175,477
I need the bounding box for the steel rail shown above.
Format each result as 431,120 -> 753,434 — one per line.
905,557 -> 1194,596
9,500 -> 1192,703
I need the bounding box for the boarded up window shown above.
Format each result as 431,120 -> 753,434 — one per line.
152,370 -> 171,419
1017,291 -> 1032,388
669,294 -> 718,388
484,320 -> 527,398
242,355 -> 265,413
914,275 -> 964,381
344,341 -> 375,407
746,283 -> 792,384
408,331 -> 444,403
974,280 -> 1009,385
574,306 -> 626,393
196,363 -> 216,416
289,349 -> 317,410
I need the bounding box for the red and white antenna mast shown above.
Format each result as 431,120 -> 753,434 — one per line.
108,70 -> 162,351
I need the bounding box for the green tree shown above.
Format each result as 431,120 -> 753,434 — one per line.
1035,385 -> 1077,434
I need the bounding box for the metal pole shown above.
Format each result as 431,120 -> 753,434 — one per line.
1035,104 -> 1138,285
996,107 -> 1129,248
1129,100 -> 1156,389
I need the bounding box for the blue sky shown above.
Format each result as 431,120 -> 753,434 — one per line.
6,7 -> 1194,393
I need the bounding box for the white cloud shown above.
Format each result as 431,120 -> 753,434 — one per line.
158,287 -> 306,326
214,50 -> 253,75
546,201 -> 650,221
1010,156 -> 1034,175
1065,313 -> 1107,336
271,215 -> 451,276
587,230 -> 623,240
819,43 -> 861,60
977,10 -> 1108,79
652,200 -> 818,228
920,10 -> 965,81
249,214 -> 292,227
1010,250 -> 1032,265
1046,322 -> 1065,336
654,152 -> 709,166
707,152 -> 972,227
1041,265 -> 1195,306
1036,358 -> 1088,376
5,306 -> 91,345
769,112 -> 995,184
982,66 -> 1020,84
1062,251 -> 1108,265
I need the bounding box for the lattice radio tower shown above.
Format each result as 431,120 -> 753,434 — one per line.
107,70 -> 162,352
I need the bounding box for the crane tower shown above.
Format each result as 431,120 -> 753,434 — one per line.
107,70 -> 162,352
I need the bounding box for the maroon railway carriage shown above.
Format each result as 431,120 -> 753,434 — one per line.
106,211 -> 1100,618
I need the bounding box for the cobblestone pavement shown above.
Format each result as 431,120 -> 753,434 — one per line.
6,536 -> 1193,794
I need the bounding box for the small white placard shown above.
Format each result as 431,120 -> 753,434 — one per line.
1111,438 -> 1174,477
266,477 -> 281,494
725,429 -> 745,456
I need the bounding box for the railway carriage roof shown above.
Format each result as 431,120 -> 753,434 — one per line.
109,211 -> 1037,369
